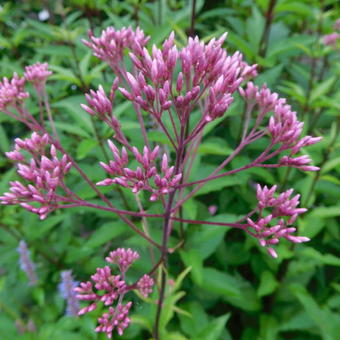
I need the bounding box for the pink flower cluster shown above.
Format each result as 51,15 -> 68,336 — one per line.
116,31 -> 256,122
80,81 -> 128,144
75,248 -> 154,338
83,26 -> 150,69
0,73 -> 29,110
105,248 -> 140,274
323,32 -> 339,46
240,82 -> 321,171
24,62 -> 52,91
323,18 -> 340,47
247,185 -> 310,258
137,274 -> 154,297
97,141 -> 182,201
0,132 -> 71,219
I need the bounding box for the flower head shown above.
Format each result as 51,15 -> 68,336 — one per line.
247,185 -> 310,258
76,248 -> 151,337
24,62 -> 52,91
0,132 -> 72,219
97,141 -> 182,201
323,32 -> 339,46
137,274 -> 154,297
0,73 -> 29,110
83,26 -> 150,69
96,303 -> 132,338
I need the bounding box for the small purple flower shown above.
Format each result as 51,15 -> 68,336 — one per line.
0,73 -> 29,110
97,141 -> 182,201
75,248 -> 151,337
24,62 -> 52,92
105,248 -> 140,274
96,302 -> 132,338
17,240 -> 38,286
137,274 -> 154,297
208,205 -> 218,215
247,185 -> 310,258
0,132 -> 72,219
82,26 -> 150,70
59,270 -> 79,317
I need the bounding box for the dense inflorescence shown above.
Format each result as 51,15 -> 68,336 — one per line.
75,248 -> 154,338
1,133 -> 72,220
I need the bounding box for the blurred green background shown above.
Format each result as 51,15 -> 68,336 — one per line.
0,1 -> 339,339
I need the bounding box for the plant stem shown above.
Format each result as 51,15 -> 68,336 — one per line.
153,190 -> 176,340
171,217 -> 247,229
173,139 -> 277,211
258,0 -> 277,58
301,5 -> 324,121
189,0 -> 197,37
153,127 -> 186,339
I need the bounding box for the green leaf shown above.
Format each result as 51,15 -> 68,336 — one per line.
200,268 -> 240,297
79,52 -> 92,78
246,6 -> 264,53
299,215 -> 325,238
160,291 -> 187,332
179,302 -> 209,337
24,215 -> 65,240
257,271 -> 278,297
76,139 -> 98,159
193,313 -> 230,340
279,312 -> 315,332
260,314 -> 279,340
275,2 -> 313,16
228,32 -> 254,59
255,64 -> 284,87
301,247 -> 340,266
310,77 -> 336,103
198,138 -> 233,156
193,176 -> 241,196
84,221 -> 127,248
322,156 -> 340,173
187,214 -> 236,259
200,268 -> 261,311
290,284 -> 339,340
49,65 -> 81,86
173,267 -> 192,293
310,206 -> 340,218
0,125 -> 9,152
52,95 -> 94,134
53,122 -> 90,138
180,249 -> 203,285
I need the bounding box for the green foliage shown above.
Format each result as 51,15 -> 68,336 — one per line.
0,0 -> 339,339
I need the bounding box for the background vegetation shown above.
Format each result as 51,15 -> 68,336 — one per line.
0,0 -> 339,339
